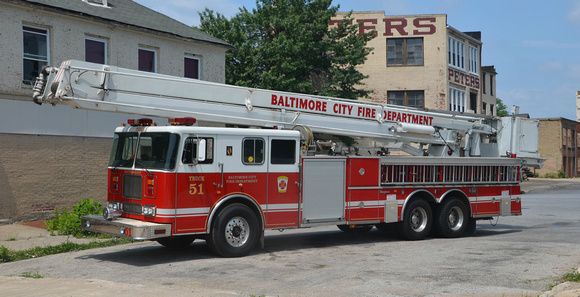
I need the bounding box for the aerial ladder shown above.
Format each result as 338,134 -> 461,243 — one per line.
32,60 -> 543,167
31,60 -> 544,256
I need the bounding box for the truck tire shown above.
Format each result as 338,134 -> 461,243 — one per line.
156,235 -> 196,248
397,199 -> 432,240
465,217 -> 477,235
207,203 -> 260,257
434,197 -> 468,238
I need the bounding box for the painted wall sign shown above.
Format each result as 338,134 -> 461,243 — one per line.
448,68 -> 480,89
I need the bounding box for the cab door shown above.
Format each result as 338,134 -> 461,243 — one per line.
174,135 -> 217,235
266,138 -> 300,228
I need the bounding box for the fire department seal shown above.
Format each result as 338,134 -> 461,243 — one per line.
277,176 -> 288,193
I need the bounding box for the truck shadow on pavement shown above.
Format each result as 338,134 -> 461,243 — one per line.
77,227 -> 521,267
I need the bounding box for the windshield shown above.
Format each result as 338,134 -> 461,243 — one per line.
109,132 -> 180,170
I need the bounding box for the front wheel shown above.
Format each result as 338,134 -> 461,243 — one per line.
434,197 -> 469,238
397,199 -> 432,240
207,203 -> 260,257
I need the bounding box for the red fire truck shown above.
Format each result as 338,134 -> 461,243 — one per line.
33,60 -> 543,257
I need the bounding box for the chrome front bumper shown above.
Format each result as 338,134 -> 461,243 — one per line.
81,215 -> 172,240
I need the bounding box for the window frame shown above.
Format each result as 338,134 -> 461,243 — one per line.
85,36 -> 107,64
387,90 -> 425,108
182,137 -> 214,165
138,47 -> 157,73
449,87 -> 466,112
184,55 -> 200,79
270,139 -> 297,165
22,25 -> 50,84
386,37 -> 424,66
469,45 -> 478,75
242,138 -> 265,165
448,36 -> 465,70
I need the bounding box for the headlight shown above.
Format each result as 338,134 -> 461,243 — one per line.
107,201 -> 121,210
104,200 -> 122,220
143,205 -> 156,217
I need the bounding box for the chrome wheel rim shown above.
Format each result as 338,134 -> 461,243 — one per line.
225,216 -> 249,247
410,207 -> 428,232
447,206 -> 464,231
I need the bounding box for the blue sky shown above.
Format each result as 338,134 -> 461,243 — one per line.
135,0 -> 580,120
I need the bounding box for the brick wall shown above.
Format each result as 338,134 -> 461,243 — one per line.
537,119 -> 563,176
0,134 -> 111,222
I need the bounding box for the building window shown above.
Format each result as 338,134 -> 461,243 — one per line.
469,46 -> 478,74
22,26 -> 49,84
489,74 -> 494,96
85,37 -> 107,64
138,48 -> 157,72
448,37 -> 465,70
469,92 -> 477,113
449,87 -> 466,112
387,38 -> 423,66
387,91 -> 424,108
184,56 -> 200,79
482,73 -> 487,94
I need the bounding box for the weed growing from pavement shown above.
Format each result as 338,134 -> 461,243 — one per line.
0,238 -> 132,263
20,271 -> 45,279
562,269 -> 580,282
548,269 -> 580,290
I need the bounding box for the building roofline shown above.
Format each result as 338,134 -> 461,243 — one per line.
5,0 -> 234,50
447,25 -> 483,45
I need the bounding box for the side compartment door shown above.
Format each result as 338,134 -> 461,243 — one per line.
301,158 -> 346,225
266,138 -> 300,228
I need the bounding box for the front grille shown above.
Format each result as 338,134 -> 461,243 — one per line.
123,202 -> 142,215
123,175 -> 142,199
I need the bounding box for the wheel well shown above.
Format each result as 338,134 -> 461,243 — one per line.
401,190 -> 437,216
206,195 -> 264,233
440,190 -> 472,216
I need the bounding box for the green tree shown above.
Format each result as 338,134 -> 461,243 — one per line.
198,0 -> 375,99
496,98 -> 508,117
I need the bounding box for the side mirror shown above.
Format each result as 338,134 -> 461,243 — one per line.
197,139 -> 206,162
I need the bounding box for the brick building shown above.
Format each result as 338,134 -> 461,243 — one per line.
577,91 -> 580,122
0,0 -> 231,222
332,11 -> 496,116
536,118 -> 580,178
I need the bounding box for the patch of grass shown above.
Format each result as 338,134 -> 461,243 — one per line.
7,238 -> 17,242
562,269 -> 580,283
548,269 -> 580,290
0,238 -> 132,263
20,272 -> 45,279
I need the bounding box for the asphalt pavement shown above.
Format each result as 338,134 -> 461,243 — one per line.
1,178 -> 579,296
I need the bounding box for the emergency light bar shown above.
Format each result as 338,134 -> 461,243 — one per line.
168,117 -> 196,126
127,118 -> 154,126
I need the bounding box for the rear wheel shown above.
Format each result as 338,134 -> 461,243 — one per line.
207,203 -> 260,257
434,197 -> 469,238
397,199 -> 432,240
156,235 -> 196,248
